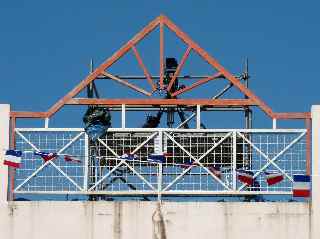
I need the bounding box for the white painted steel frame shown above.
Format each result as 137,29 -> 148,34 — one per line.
14,130 -> 85,192
13,127 -> 307,196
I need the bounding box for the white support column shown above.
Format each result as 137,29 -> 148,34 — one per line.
196,105 -> 201,129
312,105 -> 320,239
232,131 -> 237,190
121,104 -> 126,129
0,104 -> 10,204
157,131 -> 163,201
272,118 -> 277,129
83,133 -> 89,191
44,118 -> 49,128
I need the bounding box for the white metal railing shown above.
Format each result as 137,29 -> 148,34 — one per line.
13,128 -> 307,197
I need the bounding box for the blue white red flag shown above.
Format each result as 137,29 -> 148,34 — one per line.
64,155 -> 82,163
119,153 -> 138,161
293,175 -> 310,197
179,159 -> 194,169
264,171 -> 284,186
4,150 -> 22,168
34,151 -> 57,162
208,166 -> 222,179
147,153 -> 166,163
237,169 -> 254,186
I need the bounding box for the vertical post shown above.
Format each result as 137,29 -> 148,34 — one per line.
0,104 -> 10,204
157,131 -> 163,201
84,133 -> 89,191
272,118 -> 277,129
196,105 -> 201,129
159,21 -> 164,89
312,105 -> 320,238
44,118 -> 49,128
121,104 -> 126,129
306,118 -> 311,176
9,116 -> 16,201
232,131 -> 237,190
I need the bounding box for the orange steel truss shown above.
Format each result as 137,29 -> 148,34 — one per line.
10,15 -> 310,121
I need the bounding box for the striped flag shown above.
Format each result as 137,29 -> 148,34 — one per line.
293,175 -> 310,197
64,155 -> 82,163
147,153 -> 166,163
4,150 -> 22,168
265,171 -> 284,186
237,169 -> 254,186
34,151 -> 57,162
179,160 -> 194,169
208,166 -> 222,179
119,153 -> 138,161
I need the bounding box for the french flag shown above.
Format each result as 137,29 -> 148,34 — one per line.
4,150 -> 22,168
208,166 -> 222,179
119,153 -> 138,161
237,169 -> 254,186
34,151 -> 57,162
179,160 -> 194,169
265,171 -> 284,186
147,153 -> 166,163
64,155 -> 82,163
293,175 -> 311,197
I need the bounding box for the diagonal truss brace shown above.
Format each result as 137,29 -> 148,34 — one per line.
14,131 -> 85,191
162,132 -> 233,191
237,131 -> 306,191
88,132 -> 159,191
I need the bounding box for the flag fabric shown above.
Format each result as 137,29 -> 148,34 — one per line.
119,153 -> 138,161
237,169 -> 254,185
293,175 -> 310,197
147,153 -> 166,163
179,159 -> 194,169
34,151 -> 57,162
64,155 -> 82,163
208,166 -> 222,179
265,171 -> 284,186
4,150 -> 22,168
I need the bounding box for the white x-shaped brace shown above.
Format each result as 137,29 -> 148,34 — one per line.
88,132 -> 159,191
14,130 -> 85,192
236,131 -> 306,191
162,132 -> 233,191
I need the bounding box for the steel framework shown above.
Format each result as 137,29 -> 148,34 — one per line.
14,128 -> 306,198
7,15 -> 311,200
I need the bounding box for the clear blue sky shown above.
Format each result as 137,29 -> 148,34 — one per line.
0,1 -> 319,128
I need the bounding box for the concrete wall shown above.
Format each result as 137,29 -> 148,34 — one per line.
0,201 -> 310,239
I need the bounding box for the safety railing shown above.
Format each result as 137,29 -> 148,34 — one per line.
13,128 -> 307,198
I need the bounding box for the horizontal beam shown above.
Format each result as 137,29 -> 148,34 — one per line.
14,190 -> 292,196
66,98 -> 258,107
273,112 -> 311,119
96,75 -> 231,80
10,111 -> 47,118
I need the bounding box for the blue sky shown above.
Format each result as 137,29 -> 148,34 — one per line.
0,1 -> 319,128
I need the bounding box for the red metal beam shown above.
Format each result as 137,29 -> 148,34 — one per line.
10,111 -> 47,118
102,72 -> 152,96
162,15 -> 275,118
66,98 -> 257,106
273,112 -> 311,119
131,46 -> 157,91
159,20 -> 164,89
46,16 -> 161,117
167,46 -> 192,92
171,73 -> 223,97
